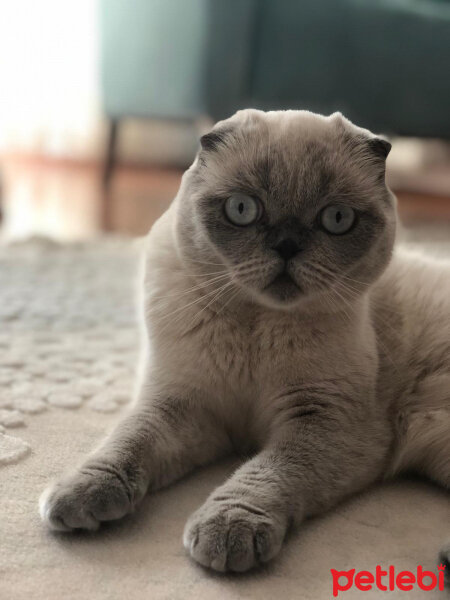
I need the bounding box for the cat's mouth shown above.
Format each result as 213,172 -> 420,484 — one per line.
264,270 -> 301,300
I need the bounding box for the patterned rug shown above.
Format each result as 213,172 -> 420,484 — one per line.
0,238 -> 140,466
1,231 -> 449,600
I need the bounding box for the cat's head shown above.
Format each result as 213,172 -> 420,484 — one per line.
175,109 -> 396,311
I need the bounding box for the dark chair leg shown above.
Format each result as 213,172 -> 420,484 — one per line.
100,118 -> 120,231
102,118 -> 120,191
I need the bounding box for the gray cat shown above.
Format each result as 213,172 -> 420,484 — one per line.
40,109 -> 449,573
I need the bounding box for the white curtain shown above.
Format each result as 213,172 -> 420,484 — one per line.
0,0 -> 102,159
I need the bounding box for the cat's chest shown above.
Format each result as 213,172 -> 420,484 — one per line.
149,279 -> 353,397
176,310 -> 320,392
190,314 -> 258,388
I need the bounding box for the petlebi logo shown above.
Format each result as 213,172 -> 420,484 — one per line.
330,564 -> 447,597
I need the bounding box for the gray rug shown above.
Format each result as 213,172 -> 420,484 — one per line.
1,232 -> 449,599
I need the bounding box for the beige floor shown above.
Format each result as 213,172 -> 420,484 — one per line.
3,410 -> 449,600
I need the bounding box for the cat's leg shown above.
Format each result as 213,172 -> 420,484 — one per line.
392,374 -> 450,586
40,378 -> 231,532
390,373 -> 450,489
184,392 -> 388,572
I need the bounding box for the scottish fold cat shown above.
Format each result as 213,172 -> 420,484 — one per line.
40,109 -> 449,573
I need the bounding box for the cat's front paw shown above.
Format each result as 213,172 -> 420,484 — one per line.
183,499 -> 286,572
39,463 -> 140,531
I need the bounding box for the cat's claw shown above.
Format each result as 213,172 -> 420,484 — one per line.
39,465 -> 136,531
183,500 -> 286,572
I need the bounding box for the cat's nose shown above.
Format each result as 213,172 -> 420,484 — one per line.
273,238 -> 300,261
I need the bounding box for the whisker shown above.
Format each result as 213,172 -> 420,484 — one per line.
155,280 -> 233,323
300,264 -> 401,372
313,261 -> 372,288
153,280 -> 236,338
149,259 -> 263,302
215,286 -> 243,318
150,272 -> 231,301
153,263 -> 264,330
180,280 -> 238,334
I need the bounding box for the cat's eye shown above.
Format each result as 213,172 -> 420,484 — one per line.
224,194 -> 261,226
320,205 -> 356,235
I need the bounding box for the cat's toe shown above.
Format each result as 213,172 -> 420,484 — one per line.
39,466 -> 134,531
183,501 -> 286,572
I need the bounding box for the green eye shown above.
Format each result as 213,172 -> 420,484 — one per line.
321,205 -> 356,235
224,194 -> 261,226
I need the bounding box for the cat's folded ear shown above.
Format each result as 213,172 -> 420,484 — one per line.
198,125 -> 233,166
200,129 -> 229,152
367,137 -> 391,160
200,124 -> 234,153
199,109 -> 262,155
332,112 -> 391,162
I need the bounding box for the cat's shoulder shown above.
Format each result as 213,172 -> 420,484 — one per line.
144,206 -> 176,258
382,243 -> 450,282
373,242 -> 450,309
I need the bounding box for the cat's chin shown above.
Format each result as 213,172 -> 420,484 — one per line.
264,272 -> 302,300
249,272 -> 305,310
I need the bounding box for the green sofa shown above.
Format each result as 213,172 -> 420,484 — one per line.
100,0 -> 450,180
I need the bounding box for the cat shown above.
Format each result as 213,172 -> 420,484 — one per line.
40,109 -> 449,573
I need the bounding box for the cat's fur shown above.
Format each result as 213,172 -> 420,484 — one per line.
40,109 -> 450,573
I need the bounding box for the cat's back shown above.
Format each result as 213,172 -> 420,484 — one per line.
371,244 -> 450,399
374,244 -> 450,329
